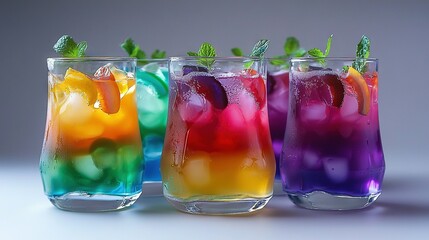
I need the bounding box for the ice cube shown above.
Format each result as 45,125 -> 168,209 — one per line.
143,135 -> 164,159
238,90 -> 258,122
72,155 -> 103,180
137,85 -> 166,128
141,62 -> 167,82
178,92 -> 213,124
301,103 -> 327,122
340,95 -> 359,121
183,152 -> 211,187
60,93 -> 94,124
90,138 -> 118,170
323,157 -> 349,183
303,150 -> 320,168
219,104 -> 246,130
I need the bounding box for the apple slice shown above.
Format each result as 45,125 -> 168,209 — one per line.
94,66 -> 120,114
344,67 -> 370,115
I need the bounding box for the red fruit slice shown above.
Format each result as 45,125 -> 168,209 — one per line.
318,73 -> 344,108
94,66 -> 120,114
344,67 -> 370,115
240,69 -> 266,107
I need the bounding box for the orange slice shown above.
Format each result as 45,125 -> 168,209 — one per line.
94,66 -> 120,114
63,68 -> 98,105
344,67 -> 370,115
110,67 -> 130,97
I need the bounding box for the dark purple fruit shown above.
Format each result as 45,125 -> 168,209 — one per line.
317,73 -> 344,108
191,75 -> 228,109
182,65 -> 208,76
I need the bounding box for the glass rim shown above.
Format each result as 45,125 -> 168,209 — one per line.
169,56 -> 265,61
47,57 -> 136,62
290,57 -> 378,63
137,58 -> 168,63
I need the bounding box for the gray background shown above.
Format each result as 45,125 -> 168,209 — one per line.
0,0 -> 428,165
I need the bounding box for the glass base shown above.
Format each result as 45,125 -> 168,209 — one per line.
287,191 -> 381,210
48,191 -> 141,212
165,195 -> 272,215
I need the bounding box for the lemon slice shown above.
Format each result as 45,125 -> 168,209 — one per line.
345,67 -> 370,115
63,68 -> 98,105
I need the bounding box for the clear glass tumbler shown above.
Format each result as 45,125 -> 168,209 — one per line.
161,57 -> 275,214
40,57 -> 143,212
281,58 -> 385,210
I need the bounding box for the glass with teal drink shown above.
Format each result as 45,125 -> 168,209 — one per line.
122,39 -> 168,182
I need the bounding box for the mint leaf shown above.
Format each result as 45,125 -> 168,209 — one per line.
294,48 -> 307,57
269,57 -> 287,66
250,39 -> 269,57
306,34 -> 333,65
121,38 -> 147,61
151,49 -> 166,59
307,48 -> 325,65
352,35 -> 371,73
307,48 -> 324,58
231,48 -> 243,57
76,41 -> 87,57
343,65 -> 350,72
121,38 -> 135,56
53,35 -> 87,57
244,39 -> 269,68
197,42 -> 216,68
325,34 -> 333,56
130,45 -> 146,59
284,37 -> 300,55
198,42 -> 216,58
187,51 -> 198,56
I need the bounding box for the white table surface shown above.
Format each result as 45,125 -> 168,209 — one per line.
1,154 -> 428,240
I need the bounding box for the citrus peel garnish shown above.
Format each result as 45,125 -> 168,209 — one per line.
94,66 -> 120,114
345,67 -> 370,115
63,68 -> 98,105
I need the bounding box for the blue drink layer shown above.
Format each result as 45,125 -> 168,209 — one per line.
136,65 -> 169,182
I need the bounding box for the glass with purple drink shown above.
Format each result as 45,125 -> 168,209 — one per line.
281,53 -> 385,209
267,63 -> 290,180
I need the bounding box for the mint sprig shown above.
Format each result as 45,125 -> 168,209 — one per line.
231,48 -> 243,57
244,39 -> 270,68
352,35 -> 371,73
53,35 -> 87,57
121,38 -> 167,65
270,37 -> 306,69
187,42 -> 217,68
307,34 -> 333,65
151,49 -> 167,59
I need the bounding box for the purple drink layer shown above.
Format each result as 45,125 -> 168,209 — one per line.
267,70 -> 289,178
281,69 -> 385,197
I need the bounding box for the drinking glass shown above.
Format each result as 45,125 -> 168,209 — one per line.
135,59 -> 169,182
281,58 -> 385,210
267,58 -> 290,181
161,57 -> 275,214
40,57 -> 143,211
